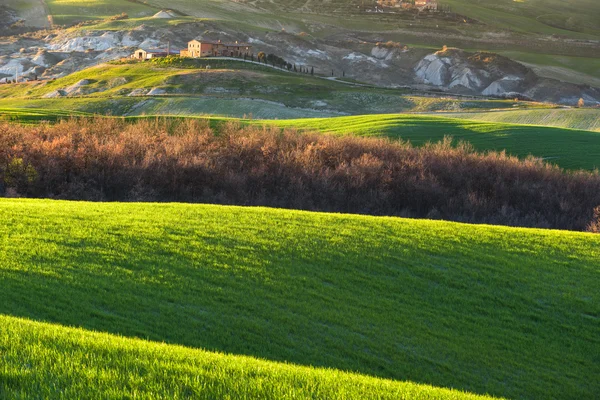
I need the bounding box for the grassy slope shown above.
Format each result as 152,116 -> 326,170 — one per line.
496,51 -> 600,87
443,0 -> 600,37
3,0 -> 50,28
0,60 -> 533,115
443,109 -> 600,133
146,0 -> 600,38
46,0 -> 158,26
0,315 -> 496,400
257,114 -> 600,170
1,199 -> 599,399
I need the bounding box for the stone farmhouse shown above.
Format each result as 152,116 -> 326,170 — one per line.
132,39 -> 253,60
180,40 -> 253,58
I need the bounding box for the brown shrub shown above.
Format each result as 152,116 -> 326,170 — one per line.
1,117 -> 600,232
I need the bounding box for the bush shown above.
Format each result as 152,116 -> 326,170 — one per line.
1,118 -> 599,232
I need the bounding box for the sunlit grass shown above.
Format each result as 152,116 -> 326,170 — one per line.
0,314 -> 499,399
0,199 -> 599,399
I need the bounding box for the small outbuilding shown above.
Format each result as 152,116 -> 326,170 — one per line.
132,48 -> 179,60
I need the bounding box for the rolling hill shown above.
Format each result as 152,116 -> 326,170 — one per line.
0,58 -> 530,116
0,199 -> 599,399
141,0 -> 600,38
258,114 -> 600,171
2,2 -> 599,399
6,0 -> 599,88
2,60 -> 599,171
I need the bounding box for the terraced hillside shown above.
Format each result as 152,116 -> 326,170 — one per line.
0,199 -> 599,399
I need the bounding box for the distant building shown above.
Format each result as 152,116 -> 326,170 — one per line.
132,48 -> 178,60
415,0 -> 438,10
181,39 -> 252,58
377,0 -> 402,8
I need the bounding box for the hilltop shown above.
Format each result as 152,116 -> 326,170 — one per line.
0,59 -> 553,116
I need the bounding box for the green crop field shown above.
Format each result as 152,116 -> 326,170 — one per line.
256,114 -> 600,171
443,108 -> 600,133
0,315 -> 495,399
1,199 -> 599,399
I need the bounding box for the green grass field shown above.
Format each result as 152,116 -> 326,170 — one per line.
1,199 -> 599,399
256,114 -> 600,171
443,108 -> 600,133
0,315 -> 496,399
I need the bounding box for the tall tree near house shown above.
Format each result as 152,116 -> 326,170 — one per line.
311,67 -> 314,75
257,51 -> 265,62
294,64 -> 297,72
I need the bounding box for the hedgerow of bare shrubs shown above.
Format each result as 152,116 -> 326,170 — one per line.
1,118 -> 599,232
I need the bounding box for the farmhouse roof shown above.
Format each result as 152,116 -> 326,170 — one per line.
189,39 -> 251,47
137,47 -> 180,54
